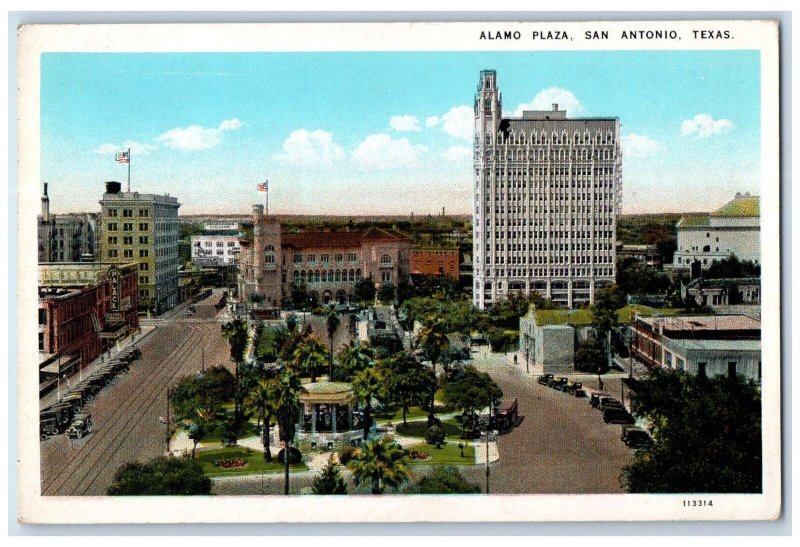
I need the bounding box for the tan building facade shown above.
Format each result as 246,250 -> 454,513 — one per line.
238,204 -> 411,308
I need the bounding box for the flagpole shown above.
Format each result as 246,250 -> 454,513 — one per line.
265,179 -> 269,216
127,148 -> 131,192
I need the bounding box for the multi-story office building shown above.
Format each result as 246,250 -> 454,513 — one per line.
38,183 -> 98,263
472,70 -> 621,310
98,181 -> 180,314
672,193 -> 760,270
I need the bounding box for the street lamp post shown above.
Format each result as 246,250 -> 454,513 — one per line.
165,385 -> 172,454
485,399 -> 491,494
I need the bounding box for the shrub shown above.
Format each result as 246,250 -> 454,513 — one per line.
338,445 -> 358,466
277,446 -> 303,465
426,424 -> 445,447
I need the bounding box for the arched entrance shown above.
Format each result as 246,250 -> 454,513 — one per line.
308,291 -> 319,307
322,290 -> 333,305
335,289 -> 347,304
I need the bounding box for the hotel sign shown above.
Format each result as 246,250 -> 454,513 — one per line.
108,267 -> 121,312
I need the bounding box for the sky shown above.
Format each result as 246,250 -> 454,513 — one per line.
39,50 -> 761,216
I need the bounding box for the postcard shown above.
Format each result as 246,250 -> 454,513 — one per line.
16,20 -> 781,523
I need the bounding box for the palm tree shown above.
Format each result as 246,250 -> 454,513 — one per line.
187,407 -> 213,459
325,305 -> 341,379
221,319 -> 249,424
274,368 -> 305,495
292,335 -> 327,382
352,367 -> 383,440
347,436 -> 412,494
336,340 -> 374,380
418,318 -> 450,422
245,378 -> 279,461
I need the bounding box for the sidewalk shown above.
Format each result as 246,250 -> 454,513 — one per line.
40,325 -> 157,410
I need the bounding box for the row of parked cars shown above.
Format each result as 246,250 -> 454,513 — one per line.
39,346 -> 142,441
537,373 -> 587,397
589,393 -> 653,449
537,373 -> 654,450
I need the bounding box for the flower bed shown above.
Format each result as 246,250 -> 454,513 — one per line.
213,458 -> 247,469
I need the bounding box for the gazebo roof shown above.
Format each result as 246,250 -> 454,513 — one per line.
299,381 -> 356,405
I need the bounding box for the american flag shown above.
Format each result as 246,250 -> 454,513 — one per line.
115,151 -> 130,164
257,180 -> 268,192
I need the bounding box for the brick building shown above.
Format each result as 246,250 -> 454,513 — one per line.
38,262 -> 139,378
410,248 -> 460,280
237,204 -> 411,308
38,183 -> 98,263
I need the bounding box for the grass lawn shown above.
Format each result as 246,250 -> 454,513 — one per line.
406,441 -> 476,466
197,446 -> 308,477
535,305 -> 685,327
395,419 -> 464,439
375,406 -> 428,424
202,420 -> 260,443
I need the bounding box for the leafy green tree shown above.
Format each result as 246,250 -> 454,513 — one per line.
286,313 -> 298,333
275,369 -> 306,495
377,352 -> 436,425
352,367 -> 384,440
405,466 -> 481,494
186,408 -> 213,458
418,318 -> 450,422
347,436 -> 412,494
354,276 -> 377,307
325,305 -> 341,378
170,366 -> 235,421
621,369 -> 762,493
705,255 -> 761,279
378,282 -> 396,304
590,285 -> 625,340
396,278 -> 415,305
292,335 -> 327,382
221,319 -> 249,424
107,455 -> 211,495
616,256 -> 672,296
336,340 -> 374,380
311,455 -> 348,495
245,377 -> 279,461
291,281 -> 309,309
574,338 -> 608,373
442,366 -> 503,437
488,292 -> 531,329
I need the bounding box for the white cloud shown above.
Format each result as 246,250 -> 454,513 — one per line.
439,106 -> 474,140
274,129 -> 344,168
93,140 -> 156,155
156,118 -> 242,151
425,115 -> 441,128
621,134 -> 659,158
512,87 -> 585,117
352,133 -> 427,170
443,145 -> 472,162
389,115 -> 421,132
680,113 -> 735,139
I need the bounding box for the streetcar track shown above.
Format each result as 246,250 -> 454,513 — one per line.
41,325 -> 203,494
43,325 -> 223,495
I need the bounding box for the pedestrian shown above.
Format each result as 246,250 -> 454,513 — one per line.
513,354 -> 518,365
598,375 -> 605,391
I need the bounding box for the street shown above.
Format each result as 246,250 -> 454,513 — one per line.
40,290 -> 234,496
462,352 -> 635,493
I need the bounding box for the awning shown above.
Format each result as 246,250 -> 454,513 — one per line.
40,354 -> 80,375
99,322 -> 128,339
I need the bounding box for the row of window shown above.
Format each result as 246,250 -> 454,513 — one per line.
483,254 -> 612,265
486,241 -> 614,251
108,236 -> 149,245
108,249 -> 149,258
480,267 -> 614,278
482,130 -> 617,146
483,205 -> 615,215
485,191 -> 616,203
293,268 -> 363,284
199,241 -> 238,247
293,252 -> 359,265
105,222 -> 149,232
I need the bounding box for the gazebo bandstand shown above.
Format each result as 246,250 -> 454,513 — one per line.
297,381 -> 362,449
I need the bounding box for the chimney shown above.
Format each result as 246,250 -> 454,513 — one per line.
41,182 -> 50,221
552,103 -> 559,111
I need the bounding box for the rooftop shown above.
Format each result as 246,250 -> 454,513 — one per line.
711,194 -> 759,217
282,227 -> 409,250
677,214 -> 711,228
533,305 -> 684,327
636,314 -> 761,332
665,338 -> 761,352
298,381 -> 356,405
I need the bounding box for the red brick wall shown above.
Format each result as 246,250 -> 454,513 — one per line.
410,249 -> 460,280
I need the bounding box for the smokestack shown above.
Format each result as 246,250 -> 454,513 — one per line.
41,182 -> 50,221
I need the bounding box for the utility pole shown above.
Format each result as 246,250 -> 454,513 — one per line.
485,399 -> 491,494
165,386 -> 171,454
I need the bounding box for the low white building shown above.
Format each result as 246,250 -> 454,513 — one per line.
672,193 -> 760,270
661,337 -> 761,383
191,235 -> 240,267
519,309 -> 575,373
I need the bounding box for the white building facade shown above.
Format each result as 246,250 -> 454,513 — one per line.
472,70 -> 621,310
672,193 -> 760,270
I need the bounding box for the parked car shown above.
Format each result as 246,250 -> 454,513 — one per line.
537,374 -> 554,386
570,382 -> 587,397
621,426 -> 653,448
65,413 -> 93,439
549,376 -> 569,390
603,408 -> 635,425
590,393 -> 603,407
598,396 -> 623,411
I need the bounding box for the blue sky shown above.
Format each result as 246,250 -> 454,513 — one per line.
40,50 -> 760,216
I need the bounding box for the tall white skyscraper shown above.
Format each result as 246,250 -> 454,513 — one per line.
472,70 -> 621,310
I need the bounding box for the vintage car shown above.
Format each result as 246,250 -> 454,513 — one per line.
568,381 -> 587,397
66,413 -> 93,439
603,408 -> 636,425
549,376 -> 569,390
537,374 -> 554,386
598,396 -> 624,411
40,403 -> 74,440
494,398 -> 519,432
621,426 -> 654,448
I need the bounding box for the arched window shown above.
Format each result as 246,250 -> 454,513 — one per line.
356,269 -> 362,281
380,254 -> 392,267
264,244 -> 276,265
349,269 -> 355,282
293,270 -> 299,282
314,270 -> 321,283
321,270 -> 327,283
702,245 -> 711,253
